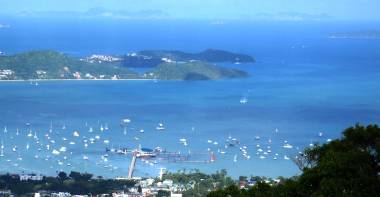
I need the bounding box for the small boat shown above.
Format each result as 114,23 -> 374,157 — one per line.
240,97 -> 248,104
283,143 -> 293,149
52,149 -> 60,155
73,131 -> 80,137
233,154 -> 238,162
156,123 -> 165,131
0,141 -> 4,157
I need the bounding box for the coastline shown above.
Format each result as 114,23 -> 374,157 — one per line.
0,78 -> 155,82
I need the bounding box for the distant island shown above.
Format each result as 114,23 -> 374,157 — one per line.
0,50 -> 251,81
81,49 -> 254,68
0,24 -> 10,29
329,30 -> 380,39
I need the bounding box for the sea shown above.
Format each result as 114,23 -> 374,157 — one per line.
0,18 -> 380,178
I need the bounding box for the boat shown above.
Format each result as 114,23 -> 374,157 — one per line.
0,141 -> 4,157
283,143 -> 293,149
156,123 -> 165,131
73,131 -> 80,137
233,154 -> 237,162
3,126 -> 7,133
240,97 -> 248,104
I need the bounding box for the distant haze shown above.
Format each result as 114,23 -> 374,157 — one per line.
0,0 -> 379,21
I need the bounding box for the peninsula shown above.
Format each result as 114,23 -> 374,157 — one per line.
0,50 -> 250,81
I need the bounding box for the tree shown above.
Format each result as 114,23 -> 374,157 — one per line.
297,124 -> 380,196
58,171 -> 68,183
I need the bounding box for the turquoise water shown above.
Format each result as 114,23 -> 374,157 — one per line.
0,20 -> 380,178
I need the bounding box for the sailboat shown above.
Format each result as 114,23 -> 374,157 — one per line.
3,126 -> 7,133
0,141 -> 4,157
49,121 -> 53,133
233,154 -> 237,162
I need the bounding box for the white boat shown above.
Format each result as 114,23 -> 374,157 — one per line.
283,143 -> 293,149
233,154 -> 238,162
3,126 -> 7,133
284,155 -> 290,160
0,141 -> 4,157
122,118 -> 131,123
52,149 -> 60,155
88,127 -> 93,133
73,131 -> 80,137
240,97 -> 248,104
156,123 -> 165,131
49,121 -> 53,133
59,147 -> 67,152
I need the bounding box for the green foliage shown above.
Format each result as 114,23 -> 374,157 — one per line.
151,61 -> 248,80
163,169 -> 235,197
0,171 -> 136,195
138,49 -> 255,63
207,124 -> 380,197
0,50 -> 139,80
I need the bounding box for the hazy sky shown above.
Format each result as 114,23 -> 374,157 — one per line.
0,0 -> 379,21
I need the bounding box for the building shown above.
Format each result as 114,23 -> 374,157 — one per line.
20,174 -> 43,181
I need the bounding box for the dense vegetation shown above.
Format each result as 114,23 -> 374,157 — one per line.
207,124 -> 380,197
151,61 -> 248,80
0,50 -> 250,80
163,169 -> 235,197
0,171 -> 136,195
0,51 -> 139,80
136,49 -> 255,65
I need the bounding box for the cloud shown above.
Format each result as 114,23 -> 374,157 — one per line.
254,12 -> 332,21
16,7 -> 171,20
84,7 -> 170,19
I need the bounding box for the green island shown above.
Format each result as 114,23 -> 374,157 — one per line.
0,50 -> 250,81
149,61 -> 248,80
1,124 -> 379,196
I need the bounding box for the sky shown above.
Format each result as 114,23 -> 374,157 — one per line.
0,0 -> 380,21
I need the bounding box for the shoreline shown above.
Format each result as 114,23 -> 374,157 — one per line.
0,78 -> 155,82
